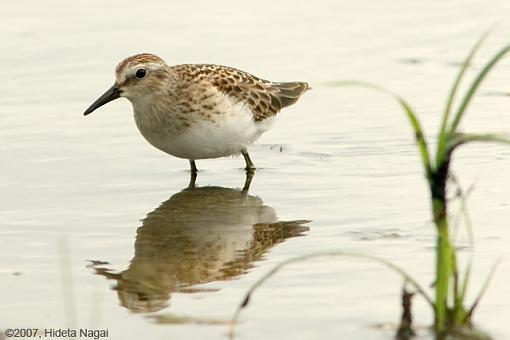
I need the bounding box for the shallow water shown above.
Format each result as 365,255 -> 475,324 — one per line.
2,1 -> 510,339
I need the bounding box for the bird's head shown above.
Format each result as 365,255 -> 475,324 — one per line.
84,53 -> 168,116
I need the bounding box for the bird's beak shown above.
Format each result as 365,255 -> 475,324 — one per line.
84,84 -> 121,116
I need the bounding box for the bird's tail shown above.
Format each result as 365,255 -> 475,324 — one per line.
273,82 -> 310,108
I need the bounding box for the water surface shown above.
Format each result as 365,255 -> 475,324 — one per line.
2,1 -> 510,339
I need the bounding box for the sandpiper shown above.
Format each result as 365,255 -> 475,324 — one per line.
84,54 -> 309,176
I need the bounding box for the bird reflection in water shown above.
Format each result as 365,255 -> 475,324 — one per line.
89,183 -> 309,313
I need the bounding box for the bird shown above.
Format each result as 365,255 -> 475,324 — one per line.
84,53 -> 309,178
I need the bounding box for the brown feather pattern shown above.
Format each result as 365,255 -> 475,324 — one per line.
170,64 -> 309,121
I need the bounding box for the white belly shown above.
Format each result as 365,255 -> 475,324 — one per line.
133,98 -> 276,160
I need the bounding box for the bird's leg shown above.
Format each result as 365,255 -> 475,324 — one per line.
188,160 -> 198,189
189,159 -> 198,173
242,170 -> 254,193
241,149 -> 255,193
241,148 -> 256,173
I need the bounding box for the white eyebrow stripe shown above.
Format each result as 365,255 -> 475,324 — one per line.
130,63 -> 162,72
122,63 -> 162,80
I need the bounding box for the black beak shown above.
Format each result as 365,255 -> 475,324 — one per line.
84,84 -> 121,116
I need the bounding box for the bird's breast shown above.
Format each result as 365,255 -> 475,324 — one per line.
131,93 -> 273,160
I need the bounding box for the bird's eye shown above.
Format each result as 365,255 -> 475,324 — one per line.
135,69 -> 147,79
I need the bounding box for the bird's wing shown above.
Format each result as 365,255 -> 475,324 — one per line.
174,64 -> 309,121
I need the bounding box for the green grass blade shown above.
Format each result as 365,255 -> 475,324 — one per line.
449,44 -> 510,134
466,259 -> 502,322
327,81 -> 432,181
228,251 -> 434,339
455,184 -> 476,323
437,30 -> 492,163
447,133 -> 510,152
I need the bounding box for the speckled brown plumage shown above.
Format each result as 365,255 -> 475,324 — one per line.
115,54 -> 309,122
170,64 -> 309,121
116,53 -> 166,74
